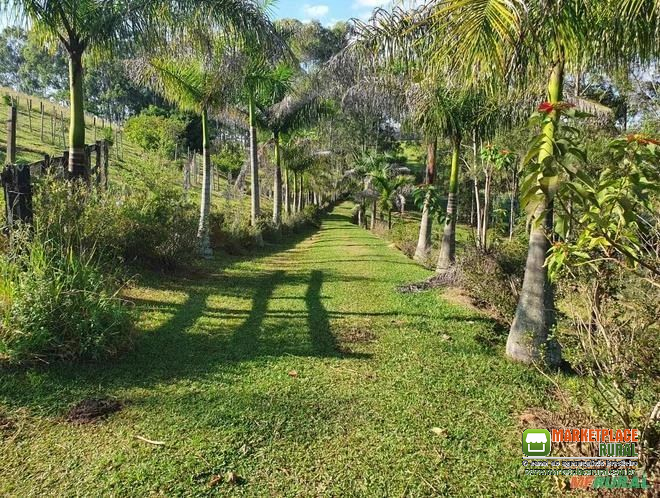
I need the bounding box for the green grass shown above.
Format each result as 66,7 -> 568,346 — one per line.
1,203 -> 561,497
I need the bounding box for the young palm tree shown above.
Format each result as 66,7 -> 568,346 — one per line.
136,48 -> 243,257
3,0 -> 275,180
412,86 -> 497,272
369,166 -> 412,230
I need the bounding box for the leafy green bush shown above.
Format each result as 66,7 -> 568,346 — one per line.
124,108 -> 187,158
210,210 -> 260,255
0,227 -> 131,364
34,176 -> 198,270
301,205 -> 322,227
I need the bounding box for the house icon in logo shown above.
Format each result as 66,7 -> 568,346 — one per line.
522,429 -> 551,457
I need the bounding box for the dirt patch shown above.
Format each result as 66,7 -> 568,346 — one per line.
0,414 -> 15,433
440,287 -> 482,312
66,398 -> 122,424
337,325 -> 376,344
396,267 -> 462,293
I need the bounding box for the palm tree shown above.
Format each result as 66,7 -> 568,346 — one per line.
369,166 -> 412,230
348,151 -> 392,230
431,0 -> 660,365
136,47 -> 243,257
255,68 -> 333,224
415,86 -> 496,272
3,0 -> 275,180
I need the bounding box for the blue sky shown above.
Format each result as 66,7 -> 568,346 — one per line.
269,0 -> 397,26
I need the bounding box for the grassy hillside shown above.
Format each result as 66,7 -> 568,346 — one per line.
0,88 -> 262,217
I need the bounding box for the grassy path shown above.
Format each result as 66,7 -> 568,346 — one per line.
1,203 -> 556,497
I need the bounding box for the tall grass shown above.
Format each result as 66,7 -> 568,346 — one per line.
0,227 -> 131,363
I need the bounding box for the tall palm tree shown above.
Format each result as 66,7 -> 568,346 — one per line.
136,47 -> 243,257
431,0 -> 660,365
255,68 -> 333,224
2,0 -> 276,180
412,86 -> 496,272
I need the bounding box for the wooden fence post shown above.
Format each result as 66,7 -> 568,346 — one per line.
51,109 -> 55,143
183,155 -> 191,201
7,105 -> 17,164
60,111 -> 66,147
2,107 -> 33,229
40,102 -> 44,142
2,164 -> 33,228
93,117 -> 97,142
101,140 -> 109,190
95,141 -> 102,186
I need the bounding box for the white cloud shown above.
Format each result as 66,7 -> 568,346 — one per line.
303,4 -> 329,18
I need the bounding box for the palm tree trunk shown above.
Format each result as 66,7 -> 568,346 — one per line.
388,209 -> 392,230
197,108 -> 212,258
509,168 -> 517,240
284,166 -> 290,216
272,131 -> 282,225
67,49 -> 88,181
292,172 -> 297,213
481,169 -> 491,250
415,138 -> 436,262
474,177 -> 482,247
248,93 -> 260,225
506,56 -> 563,366
437,135 -> 461,271
414,139 -> 436,261
370,199 -> 376,230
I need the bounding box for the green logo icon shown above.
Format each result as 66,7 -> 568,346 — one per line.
522,429 -> 551,457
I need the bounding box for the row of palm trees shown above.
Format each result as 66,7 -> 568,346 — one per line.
350,0 -> 660,366
4,0 -> 334,257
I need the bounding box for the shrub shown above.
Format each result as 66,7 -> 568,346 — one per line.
458,240 -> 527,323
124,109 -> 187,158
0,227 -> 131,364
301,205 -> 322,227
390,220 -> 421,259
33,176 -> 198,271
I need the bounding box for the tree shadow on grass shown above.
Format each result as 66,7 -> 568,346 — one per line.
0,228 -> 370,414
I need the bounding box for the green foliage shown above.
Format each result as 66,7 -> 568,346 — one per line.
412,185 -> 445,223
519,107 -> 590,218
212,142 -> 244,175
124,108 -> 187,158
33,175 -> 198,271
0,227 -> 131,364
548,135 -> 660,278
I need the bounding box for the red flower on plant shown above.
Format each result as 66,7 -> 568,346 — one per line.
538,101 -> 575,113
538,102 -> 554,113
